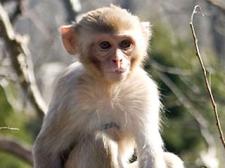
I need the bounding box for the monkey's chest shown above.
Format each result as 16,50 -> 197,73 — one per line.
84,92 -> 146,136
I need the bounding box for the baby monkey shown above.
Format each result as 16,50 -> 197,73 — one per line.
33,5 -> 184,168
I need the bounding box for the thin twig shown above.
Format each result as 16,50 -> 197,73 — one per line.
190,5 -> 225,149
0,126 -> 19,131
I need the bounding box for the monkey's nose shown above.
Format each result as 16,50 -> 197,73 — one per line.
112,59 -> 122,68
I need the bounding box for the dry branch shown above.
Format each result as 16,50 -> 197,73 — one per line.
9,0 -> 24,24
0,136 -> 33,165
0,0 -> 24,23
61,0 -> 81,22
0,3 -> 47,118
190,5 -> 225,149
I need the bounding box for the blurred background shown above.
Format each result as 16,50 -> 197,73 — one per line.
0,0 -> 225,167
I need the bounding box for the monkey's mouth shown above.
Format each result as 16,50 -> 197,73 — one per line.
105,69 -> 128,81
114,69 -> 126,74
106,68 -> 127,75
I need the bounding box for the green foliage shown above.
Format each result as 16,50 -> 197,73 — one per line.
145,23 -> 225,167
0,85 -> 13,122
0,86 -> 32,168
0,153 -> 31,168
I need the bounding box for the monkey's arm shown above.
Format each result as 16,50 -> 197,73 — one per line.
133,77 -> 166,168
33,101 -> 78,168
33,112 -> 67,168
33,65 -> 82,168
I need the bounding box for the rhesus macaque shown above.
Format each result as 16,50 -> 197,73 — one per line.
33,5 -> 184,168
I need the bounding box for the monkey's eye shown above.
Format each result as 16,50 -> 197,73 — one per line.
99,41 -> 111,50
119,39 -> 132,50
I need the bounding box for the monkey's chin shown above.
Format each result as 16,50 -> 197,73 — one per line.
105,71 -> 128,83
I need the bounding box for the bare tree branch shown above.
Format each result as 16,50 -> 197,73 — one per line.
190,5 -> 225,150
61,0 -> 81,23
0,0 -> 24,23
9,0 -> 24,24
0,3 -> 47,118
0,136 -> 33,165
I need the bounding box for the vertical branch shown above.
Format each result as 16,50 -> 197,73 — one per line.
61,0 -> 81,23
9,0 -> 24,24
0,3 -> 47,118
0,0 -> 25,23
189,5 -> 225,149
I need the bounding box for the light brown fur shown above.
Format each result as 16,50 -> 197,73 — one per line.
33,5 -> 184,168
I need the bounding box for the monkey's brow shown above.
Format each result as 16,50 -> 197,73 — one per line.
101,122 -> 120,130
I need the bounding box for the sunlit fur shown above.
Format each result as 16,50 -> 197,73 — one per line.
33,5 -> 184,168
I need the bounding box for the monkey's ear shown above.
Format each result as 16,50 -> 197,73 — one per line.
59,25 -> 77,55
141,22 -> 152,40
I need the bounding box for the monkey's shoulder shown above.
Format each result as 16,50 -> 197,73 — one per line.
47,62 -> 86,109
124,67 -> 158,94
58,62 -> 84,84
52,62 -> 90,95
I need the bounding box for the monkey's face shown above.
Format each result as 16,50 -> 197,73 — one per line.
90,33 -> 135,82
60,6 -> 151,83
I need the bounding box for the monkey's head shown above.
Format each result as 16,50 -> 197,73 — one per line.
60,5 -> 151,83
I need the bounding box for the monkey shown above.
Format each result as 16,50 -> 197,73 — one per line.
33,5 -> 184,168
64,134 -> 184,168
